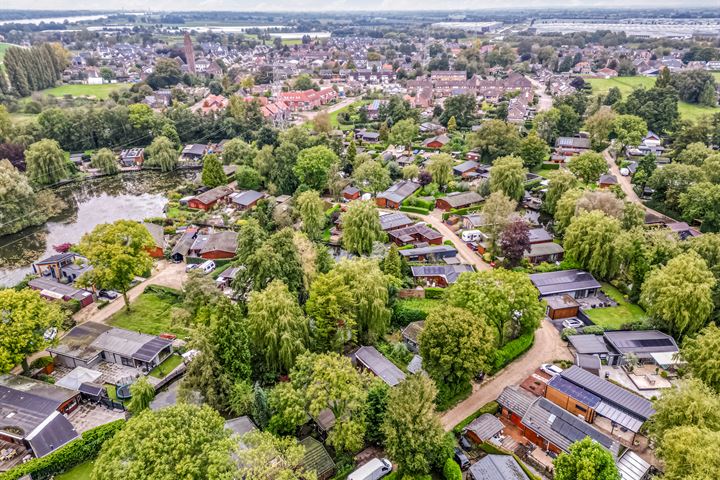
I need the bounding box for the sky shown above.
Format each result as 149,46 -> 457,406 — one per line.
0,0 -> 717,12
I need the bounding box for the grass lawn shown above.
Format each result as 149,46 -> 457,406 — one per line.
586,75 -> 719,121
327,99 -> 371,129
532,166 -> 560,179
584,282 -> 647,330
108,289 -> 190,339
56,461 -> 94,480
148,353 -> 183,379
39,83 -> 132,99
397,297 -> 443,314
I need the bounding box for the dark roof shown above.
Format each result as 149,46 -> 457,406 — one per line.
377,181 -> 420,204
192,231 -> 238,255
78,382 -> 105,397
28,277 -> 93,302
225,416 -> 257,437
560,366 -> 655,420
342,186 -> 360,195
453,160 -> 480,174
26,411 -> 79,458
603,330 -> 678,356
48,322 -> 112,362
354,346 -> 406,387
379,212 -> 414,231
171,229 -> 198,257
528,227 -> 553,243
497,386 -> 536,418
401,321 -> 425,344
132,337 -> 172,362
193,186 -> 233,205
230,190 -> 265,207
599,173 -> 618,185
522,398 -> 620,456
547,375 -> 601,408
528,270 -> 601,296
387,224 -> 443,243
576,354 -> 602,372
555,137 -> 591,149
410,264 -> 474,284
545,294 -> 579,311
469,454 -> 530,480
398,245 -> 457,258
33,253 -> 76,265
182,143 -> 207,156
143,222 -> 165,248
464,414 -> 504,441
526,242 -> 565,258
438,191 -> 483,208
567,335 -> 610,355
300,437 -> 335,478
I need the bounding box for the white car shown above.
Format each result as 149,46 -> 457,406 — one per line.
562,318 -> 584,329
43,327 -> 58,341
541,363 -> 563,376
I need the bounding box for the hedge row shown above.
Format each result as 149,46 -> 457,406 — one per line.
442,205 -> 483,220
403,196 -> 435,210
490,331 -> 535,374
400,206 -> 430,215
540,162 -> 561,170
424,287 -> 445,300
391,302 -> 428,328
0,419 -> 125,480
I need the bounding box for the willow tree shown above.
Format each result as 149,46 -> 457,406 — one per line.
341,200 -> 385,255
25,138 -> 70,185
247,280 -> 309,375
489,155 -> 527,201
127,376 -> 156,414
427,153 -> 454,191
564,210 -> 621,279
145,135 -> 178,172
91,148 -> 119,175
296,189 -> 326,241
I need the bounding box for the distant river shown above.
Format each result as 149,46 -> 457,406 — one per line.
0,13 -> 143,26
0,171 -> 193,287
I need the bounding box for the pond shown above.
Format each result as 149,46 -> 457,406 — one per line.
0,171 -> 195,287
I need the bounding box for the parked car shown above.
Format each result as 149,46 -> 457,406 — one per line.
347,458 -> 392,480
459,435 -> 473,451
99,289 -> 118,299
541,363 -> 564,376
454,447 -> 470,470
185,264 -> 199,273
43,327 -> 57,341
562,318 -> 584,329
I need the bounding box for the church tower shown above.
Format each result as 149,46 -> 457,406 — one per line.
184,32 -> 196,74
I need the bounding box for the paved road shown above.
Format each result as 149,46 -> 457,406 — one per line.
527,76 -> 553,112
383,208 -> 491,271
602,149 -> 676,223
440,318 -> 572,430
294,96 -> 358,125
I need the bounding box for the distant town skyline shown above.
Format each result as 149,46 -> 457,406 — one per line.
1,0 -> 717,12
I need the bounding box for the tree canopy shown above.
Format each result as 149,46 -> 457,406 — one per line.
341,200 -> 385,255
489,155 -> 526,201
553,437 -> 620,480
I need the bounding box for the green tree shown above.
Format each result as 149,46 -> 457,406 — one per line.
649,378 -> 720,444
228,380 -> 254,416
402,164 -> 420,180
25,139 -> 70,185
427,153 -> 454,191
127,376 -> 155,414
553,188 -> 584,235
447,269 -> 544,346
517,132 -> 550,169
235,165 -> 262,190
179,325 -> 232,412
612,114 -> 647,152
235,430 -> 316,480
341,200 -> 385,255
382,244 -> 403,281
439,93 -> 476,128
656,426 -> 720,480
489,155 -> 527,201
294,146 -> 338,191
353,160 -> 392,194
145,136 -> 178,172
296,190 -> 326,241
584,108 -> 617,150
364,382 -> 389,445
553,437 -> 620,480
293,74 -> 318,91
640,252 -> 715,338
222,138 -> 257,166
447,116 -> 457,132
0,289 -> 66,372
77,220 -> 155,311
382,375 -> 452,476
201,154 -> 227,188
647,163 -> 706,211
482,191 -> 517,252
389,119 -> 418,148
247,280 -> 309,375
679,182 -> 720,232
564,211 -> 621,279
91,148 -> 119,175
568,151 -> 608,183
91,405 -> 234,480
676,142 -> 714,166
543,169 -> 578,215
469,120 -> 521,161
420,307 -> 495,391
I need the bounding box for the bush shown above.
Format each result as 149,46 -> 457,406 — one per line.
490,332 -> 534,374
443,458 -> 462,480
30,356 -> 53,369
424,287 -> 445,299
143,284 -> 182,298
541,162 -> 561,170
391,302 -> 428,327
581,325 -> 604,335
452,401 -> 500,434
436,380 -> 472,411
0,420 -> 125,480
400,205 -> 430,215
403,196 -> 434,210
560,327 -> 577,340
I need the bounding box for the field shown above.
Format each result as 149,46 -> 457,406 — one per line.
584,282 -> 647,330
108,288 -> 191,339
0,42 -> 13,63
39,83 -> 133,99
56,461 -> 94,480
586,74 -> 720,121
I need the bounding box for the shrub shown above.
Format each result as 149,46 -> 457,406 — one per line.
452,401 -> 500,434
541,162 -> 561,170
560,327 -> 577,340
391,302 -> 428,327
581,325 -> 604,335
403,196 -> 434,210
436,380 -> 472,411
0,420 -> 125,480
443,458 -> 462,480
400,206 -> 430,215
424,287 -> 445,299
490,332 -> 534,374
30,356 -> 53,369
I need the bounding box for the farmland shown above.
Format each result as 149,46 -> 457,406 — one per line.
39,83 -> 133,99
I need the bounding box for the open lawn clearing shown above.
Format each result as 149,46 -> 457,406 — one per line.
108,288 -> 191,339
396,297 -> 443,314
586,75 -> 719,121
148,353 -> 183,379
327,99 -> 371,129
585,282 -> 647,330
39,83 -> 133,99
57,461 -> 94,480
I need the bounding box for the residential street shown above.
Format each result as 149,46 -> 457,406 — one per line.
440,318 -> 572,430
602,149 -> 676,223
294,96 -> 358,125
527,76 -> 553,112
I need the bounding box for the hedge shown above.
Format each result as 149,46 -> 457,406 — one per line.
400,206 -> 430,215
424,287 -> 445,299
443,458 -> 462,480
490,331 -> 535,374
403,196 -> 435,210
391,302 -> 428,327
0,419 -> 125,480
452,401 -> 499,435
540,162 -> 561,170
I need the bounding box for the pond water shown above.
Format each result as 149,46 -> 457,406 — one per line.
0,171 -> 194,287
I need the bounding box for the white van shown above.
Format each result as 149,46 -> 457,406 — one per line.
198,260 -> 216,275
347,458 -> 392,480
461,229 -> 483,242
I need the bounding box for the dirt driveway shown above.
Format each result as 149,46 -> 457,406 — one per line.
440,319 -> 572,431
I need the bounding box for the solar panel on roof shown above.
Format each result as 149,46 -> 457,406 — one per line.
634,338 -> 674,348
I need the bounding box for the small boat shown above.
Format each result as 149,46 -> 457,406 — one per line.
53,243 -> 72,253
